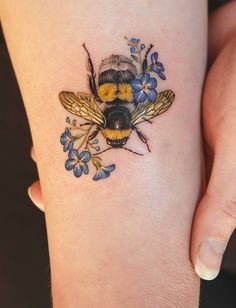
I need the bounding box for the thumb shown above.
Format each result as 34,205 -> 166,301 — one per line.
28,180 -> 45,212
191,148 -> 236,280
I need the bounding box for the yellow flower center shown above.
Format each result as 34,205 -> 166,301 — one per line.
143,84 -> 148,91
76,159 -> 82,166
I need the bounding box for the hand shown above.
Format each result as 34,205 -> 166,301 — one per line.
191,2 -> 236,280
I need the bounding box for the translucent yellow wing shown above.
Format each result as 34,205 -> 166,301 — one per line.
131,90 -> 175,126
59,91 -> 106,126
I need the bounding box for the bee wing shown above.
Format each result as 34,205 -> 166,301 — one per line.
59,91 -> 106,126
131,90 -> 175,126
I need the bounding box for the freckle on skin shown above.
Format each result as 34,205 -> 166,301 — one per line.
222,200 -> 236,220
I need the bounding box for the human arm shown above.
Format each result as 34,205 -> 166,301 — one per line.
0,1 -> 207,306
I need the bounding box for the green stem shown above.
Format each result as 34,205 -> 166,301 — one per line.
92,157 -> 102,169
138,48 -> 142,73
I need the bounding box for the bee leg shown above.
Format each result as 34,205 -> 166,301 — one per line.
82,43 -> 102,103
80,122 -> 91,127
133,127 -> 151,152
88,128 -> 99,141
85,128 -> 100,149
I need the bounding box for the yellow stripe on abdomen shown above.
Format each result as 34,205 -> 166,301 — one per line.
101,128 -> 131,140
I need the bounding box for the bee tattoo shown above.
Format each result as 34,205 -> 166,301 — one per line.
59,37 -> 175,181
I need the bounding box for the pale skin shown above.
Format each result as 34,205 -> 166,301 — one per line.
28,1 -> 236,283
0,1 -> 207,307
191,0 -> 236,280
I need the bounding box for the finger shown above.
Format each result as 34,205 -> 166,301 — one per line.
191,149 -> 236,280
31,145 -> 36,162
209,1 -> 236,64
28,180 -> 45,212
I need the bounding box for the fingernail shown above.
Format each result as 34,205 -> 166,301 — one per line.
28,186 -> 33,200
27,186 -> 36,206
27,186 -> 44,211
195,239 -> 226,280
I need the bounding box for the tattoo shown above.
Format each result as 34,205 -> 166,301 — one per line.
59,36 -> 175,181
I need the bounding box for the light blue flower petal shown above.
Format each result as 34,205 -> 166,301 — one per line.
146,89 -> 157,102
93,169 -> 107,181
65,159 -> 76,171
68,149 -> 78,160
151,52 -> 158,64
65,127 -> 72,138
158,71 -> 166,80
82,163 -> 89,175
73,165 -> 83,177
147,77 -> 157,89
150,62 -> 165,76
68,140 -> 74,151
131,79 -> 143,92
103,164 -> 116,173
131,37 -> 140,43
130,47 -> 137,54
134,90 -> 146,103
99,169 -> 108,179
63,140 -> 71,152
93,173 -> 99,181
60,132 -> 68,145
103,170 -> 110,178
79,150 -> 91,163
140,73 -> 150,85
92,171 -> 100,181
150,64 -> 159,75
156,62 -> 164,72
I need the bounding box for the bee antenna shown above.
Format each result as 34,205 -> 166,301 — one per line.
93,147 -> 113,155
122,147 -> 143,156
82,43 -> 90,57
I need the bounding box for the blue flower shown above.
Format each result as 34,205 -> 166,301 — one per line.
130,38 -> 140,44
150,52 -> 166,80
93,164 -> 116,181
131,72 -> 157,103
60,128 -> 74,152
130,47 -> 137,54
65,149 -> 91,178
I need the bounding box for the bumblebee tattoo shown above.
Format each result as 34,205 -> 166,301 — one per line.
59,37 -> 175,181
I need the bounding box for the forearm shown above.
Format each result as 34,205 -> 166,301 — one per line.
0,1 -> 207,307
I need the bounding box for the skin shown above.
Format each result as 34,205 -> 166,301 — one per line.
29,1 -> 236,282
191,0 -> 236,279
15,0 -> 236,286
0,1 -> 207,307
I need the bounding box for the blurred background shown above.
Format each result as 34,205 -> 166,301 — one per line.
0,1 -> 236,307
